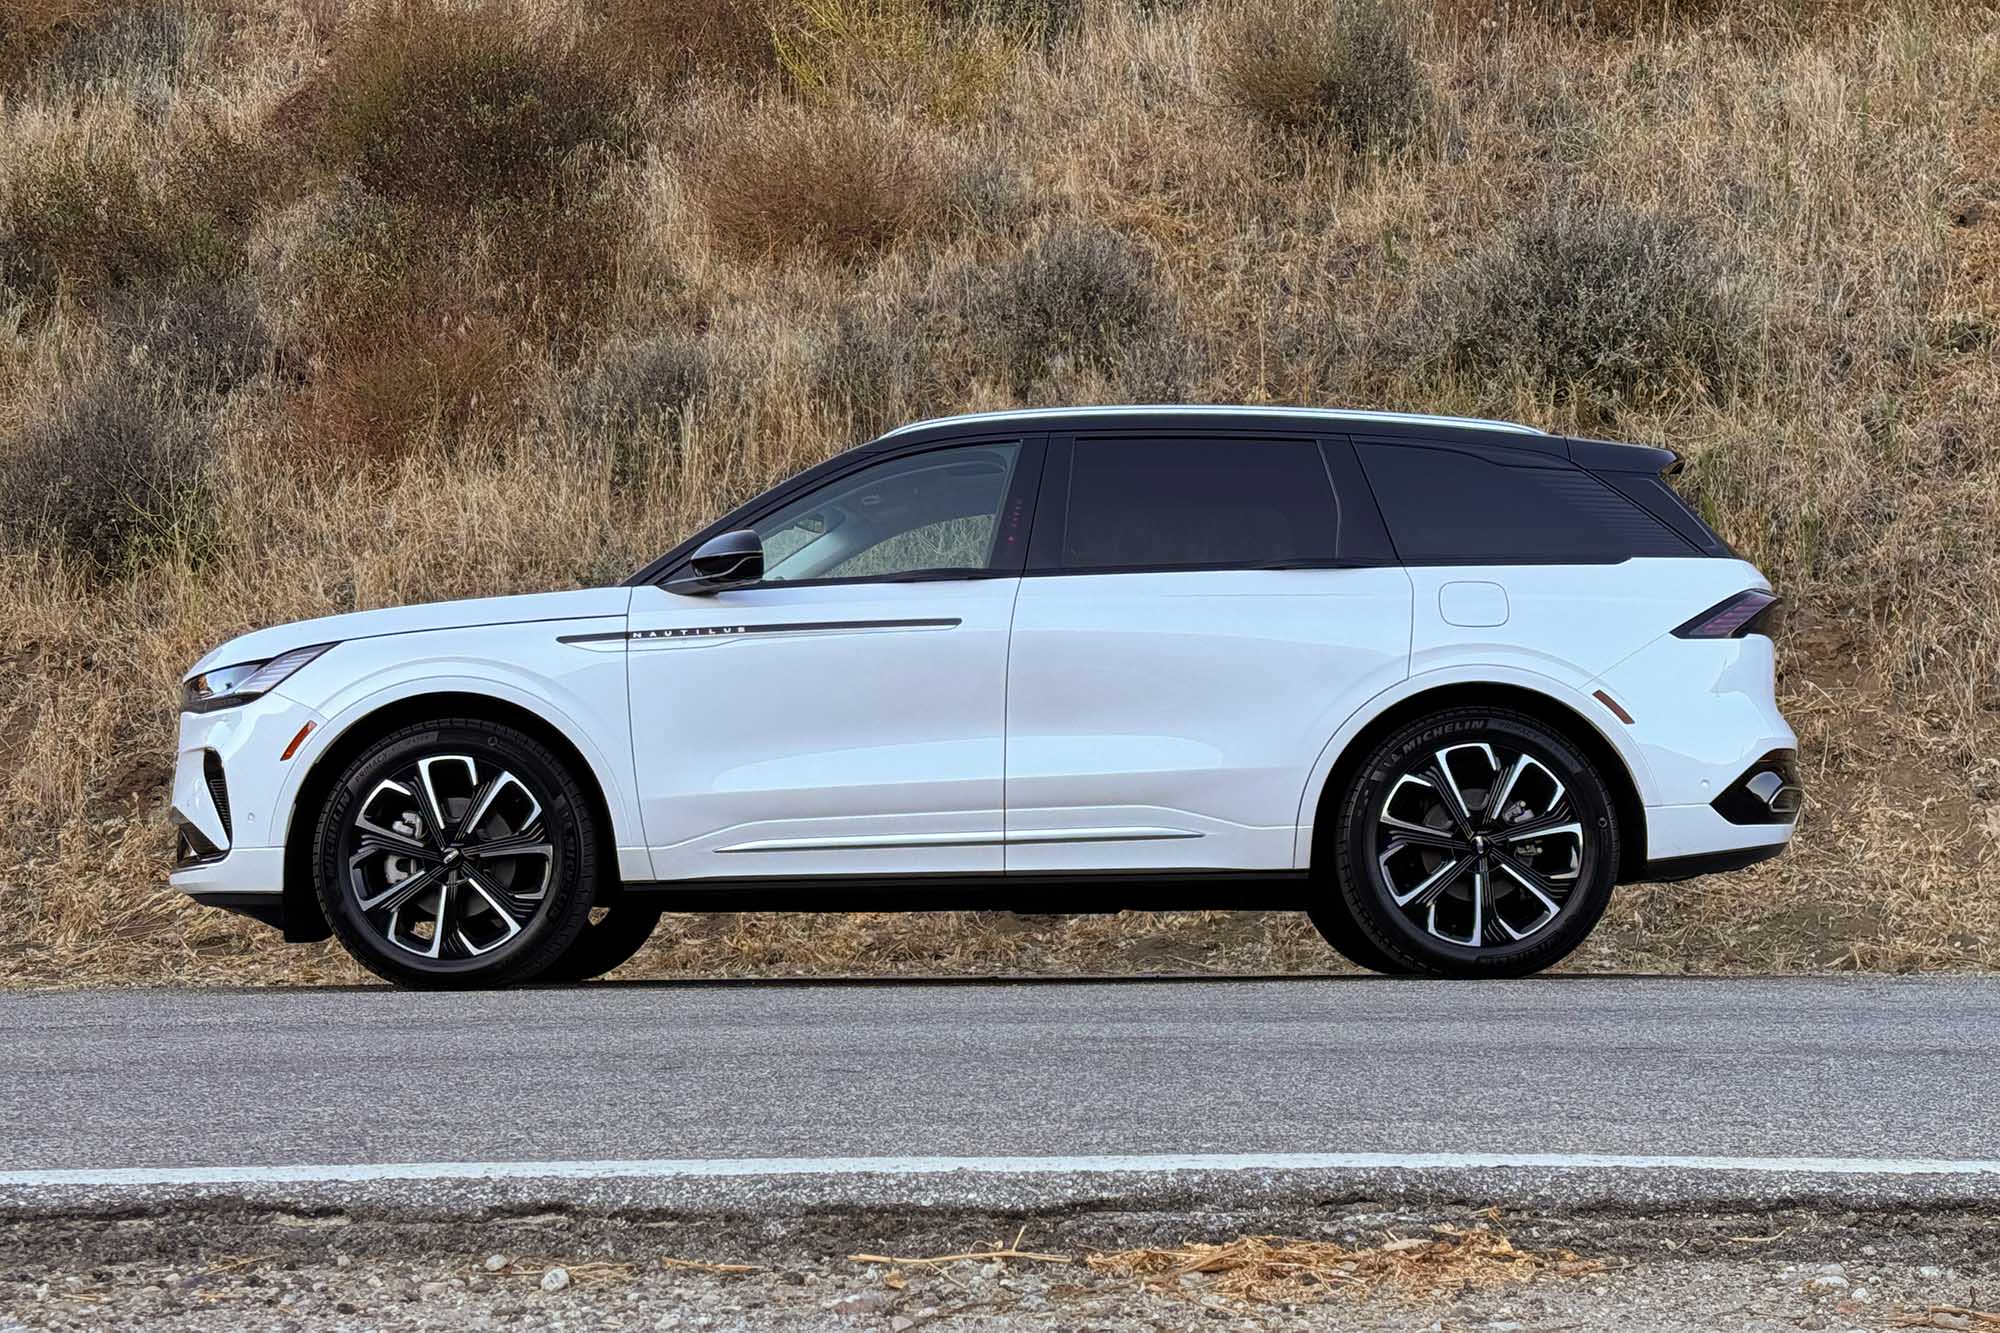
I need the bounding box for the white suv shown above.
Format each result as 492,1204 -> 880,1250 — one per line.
170,407 -> 1800,986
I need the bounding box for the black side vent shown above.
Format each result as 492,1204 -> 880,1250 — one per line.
202,750 -> 232,842
176,823 -> 224,867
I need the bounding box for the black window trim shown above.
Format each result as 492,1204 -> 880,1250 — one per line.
635,432 -> 1048,592
1023,429 -> 1397,578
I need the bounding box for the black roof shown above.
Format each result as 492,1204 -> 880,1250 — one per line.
863,406 -> 1675,472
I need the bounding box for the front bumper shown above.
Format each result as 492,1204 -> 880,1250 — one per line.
167,695 -> 325,904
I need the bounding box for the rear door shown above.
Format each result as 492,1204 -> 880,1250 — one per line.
1002,432 -> 1412,873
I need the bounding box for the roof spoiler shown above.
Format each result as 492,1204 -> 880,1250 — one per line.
1565,436 -> 1681,476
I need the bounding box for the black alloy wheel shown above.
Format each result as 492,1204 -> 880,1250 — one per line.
313,719 -> 600,988
1326,707 -> 1620,978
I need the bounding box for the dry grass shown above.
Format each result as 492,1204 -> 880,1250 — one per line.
2,0 -> 1998,988
1087,1223 -> 1607,1306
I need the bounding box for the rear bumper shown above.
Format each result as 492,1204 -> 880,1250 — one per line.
1634,840 -> 1788,884
1594,630 -> 1798,864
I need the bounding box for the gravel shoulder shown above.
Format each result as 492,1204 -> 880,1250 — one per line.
4,1202 -> 1996,1332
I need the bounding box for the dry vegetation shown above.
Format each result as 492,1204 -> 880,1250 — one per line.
1,0 -> 1997,986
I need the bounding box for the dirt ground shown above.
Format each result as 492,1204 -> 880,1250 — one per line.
4,1202 -> 1997,1332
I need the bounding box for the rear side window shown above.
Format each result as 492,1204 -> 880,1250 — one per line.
1356,442 -> 1696,563
1055,436 -> 1348,571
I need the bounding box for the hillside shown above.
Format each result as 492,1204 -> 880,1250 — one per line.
1,0 -> 1996,985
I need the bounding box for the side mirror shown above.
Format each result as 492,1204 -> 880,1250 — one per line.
665,529 -> 764,596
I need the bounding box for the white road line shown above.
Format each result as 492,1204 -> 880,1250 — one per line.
3,1152 -> 2000,1189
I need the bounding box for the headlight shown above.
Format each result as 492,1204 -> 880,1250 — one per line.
182,643 -> 337,714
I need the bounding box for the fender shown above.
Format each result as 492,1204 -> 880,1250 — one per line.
1288,662 -> 1663,869
265,628 -> 645,876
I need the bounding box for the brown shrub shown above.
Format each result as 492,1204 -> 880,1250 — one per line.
0,117 -> 279,305
1,0 -> 117,84
980,224 -> 1193,397
1389,193 -> 1750,418
593,0 -> 781,86
1213,0 -> 1426,156
298,306 -> 519,461
1433,0 -> 1932,39
770,0 -> 1021,120
308,0 -> 625,216
0,0 -> 217,92
691,104 -> 943,261
0,371 -> 212,570
475,188 -> 627,346
101,278 -> 275,394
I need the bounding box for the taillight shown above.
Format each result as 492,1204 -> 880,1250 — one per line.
1673,589 -> 1782,639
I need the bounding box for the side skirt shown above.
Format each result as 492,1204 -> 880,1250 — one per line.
620,870 -> 1315,914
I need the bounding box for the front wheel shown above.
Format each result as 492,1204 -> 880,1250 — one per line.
1327,707 -> 1620,978
541,901 -> 664,982
312,718 -> 602,989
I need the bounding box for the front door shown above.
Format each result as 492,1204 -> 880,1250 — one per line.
629,438 -> 1038,882
1003,432 -> 1413,873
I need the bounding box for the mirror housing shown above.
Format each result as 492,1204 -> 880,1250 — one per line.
665,529 -> 764,596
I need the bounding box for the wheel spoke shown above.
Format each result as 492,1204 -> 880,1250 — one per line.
348,830 -> 439,869
1392,855 -> 1470,908
1426,753 -> 1478,837
465,831 -> 553,864
356,862 -> 448,917
425,880 -> 453,959
1378,816 -> 1469,851
1497,815 -> 1582,845
460,862 -> 531,933
1467,864 -> 1485,948
409,765 -> 452,849
1425,863 -> 1486,947
1492,848 -> 1566,918
1487,752 -> 1532,826
454,774 -> 501,844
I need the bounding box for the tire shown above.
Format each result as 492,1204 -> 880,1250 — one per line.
1328,706 -> 1620,978
540,901 -> 664,982
1305,893 -> 1414,976
312,718 -> 602,989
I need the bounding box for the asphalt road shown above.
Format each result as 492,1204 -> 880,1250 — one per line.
2,977 -> 1997,1212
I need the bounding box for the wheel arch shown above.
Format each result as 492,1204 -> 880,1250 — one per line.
279,691 -> 621,943
1306,681 -> 1649,885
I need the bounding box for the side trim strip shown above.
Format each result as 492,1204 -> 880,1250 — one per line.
566,618 -> 963,647
714,826 -> 1203,855
634,618 -> 961,640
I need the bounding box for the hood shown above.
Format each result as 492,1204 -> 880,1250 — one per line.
186,587 -> 634,678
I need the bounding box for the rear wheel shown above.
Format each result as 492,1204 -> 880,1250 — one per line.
312,719 -> 601,989
1305,891 -> 1412,975
1328,707 -> 1619,978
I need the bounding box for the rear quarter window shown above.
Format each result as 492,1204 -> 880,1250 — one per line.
1356,441 -> 1696,563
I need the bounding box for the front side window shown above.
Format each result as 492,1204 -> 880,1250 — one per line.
1058,436 -> 1342,571
751,443 -> 1021,583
